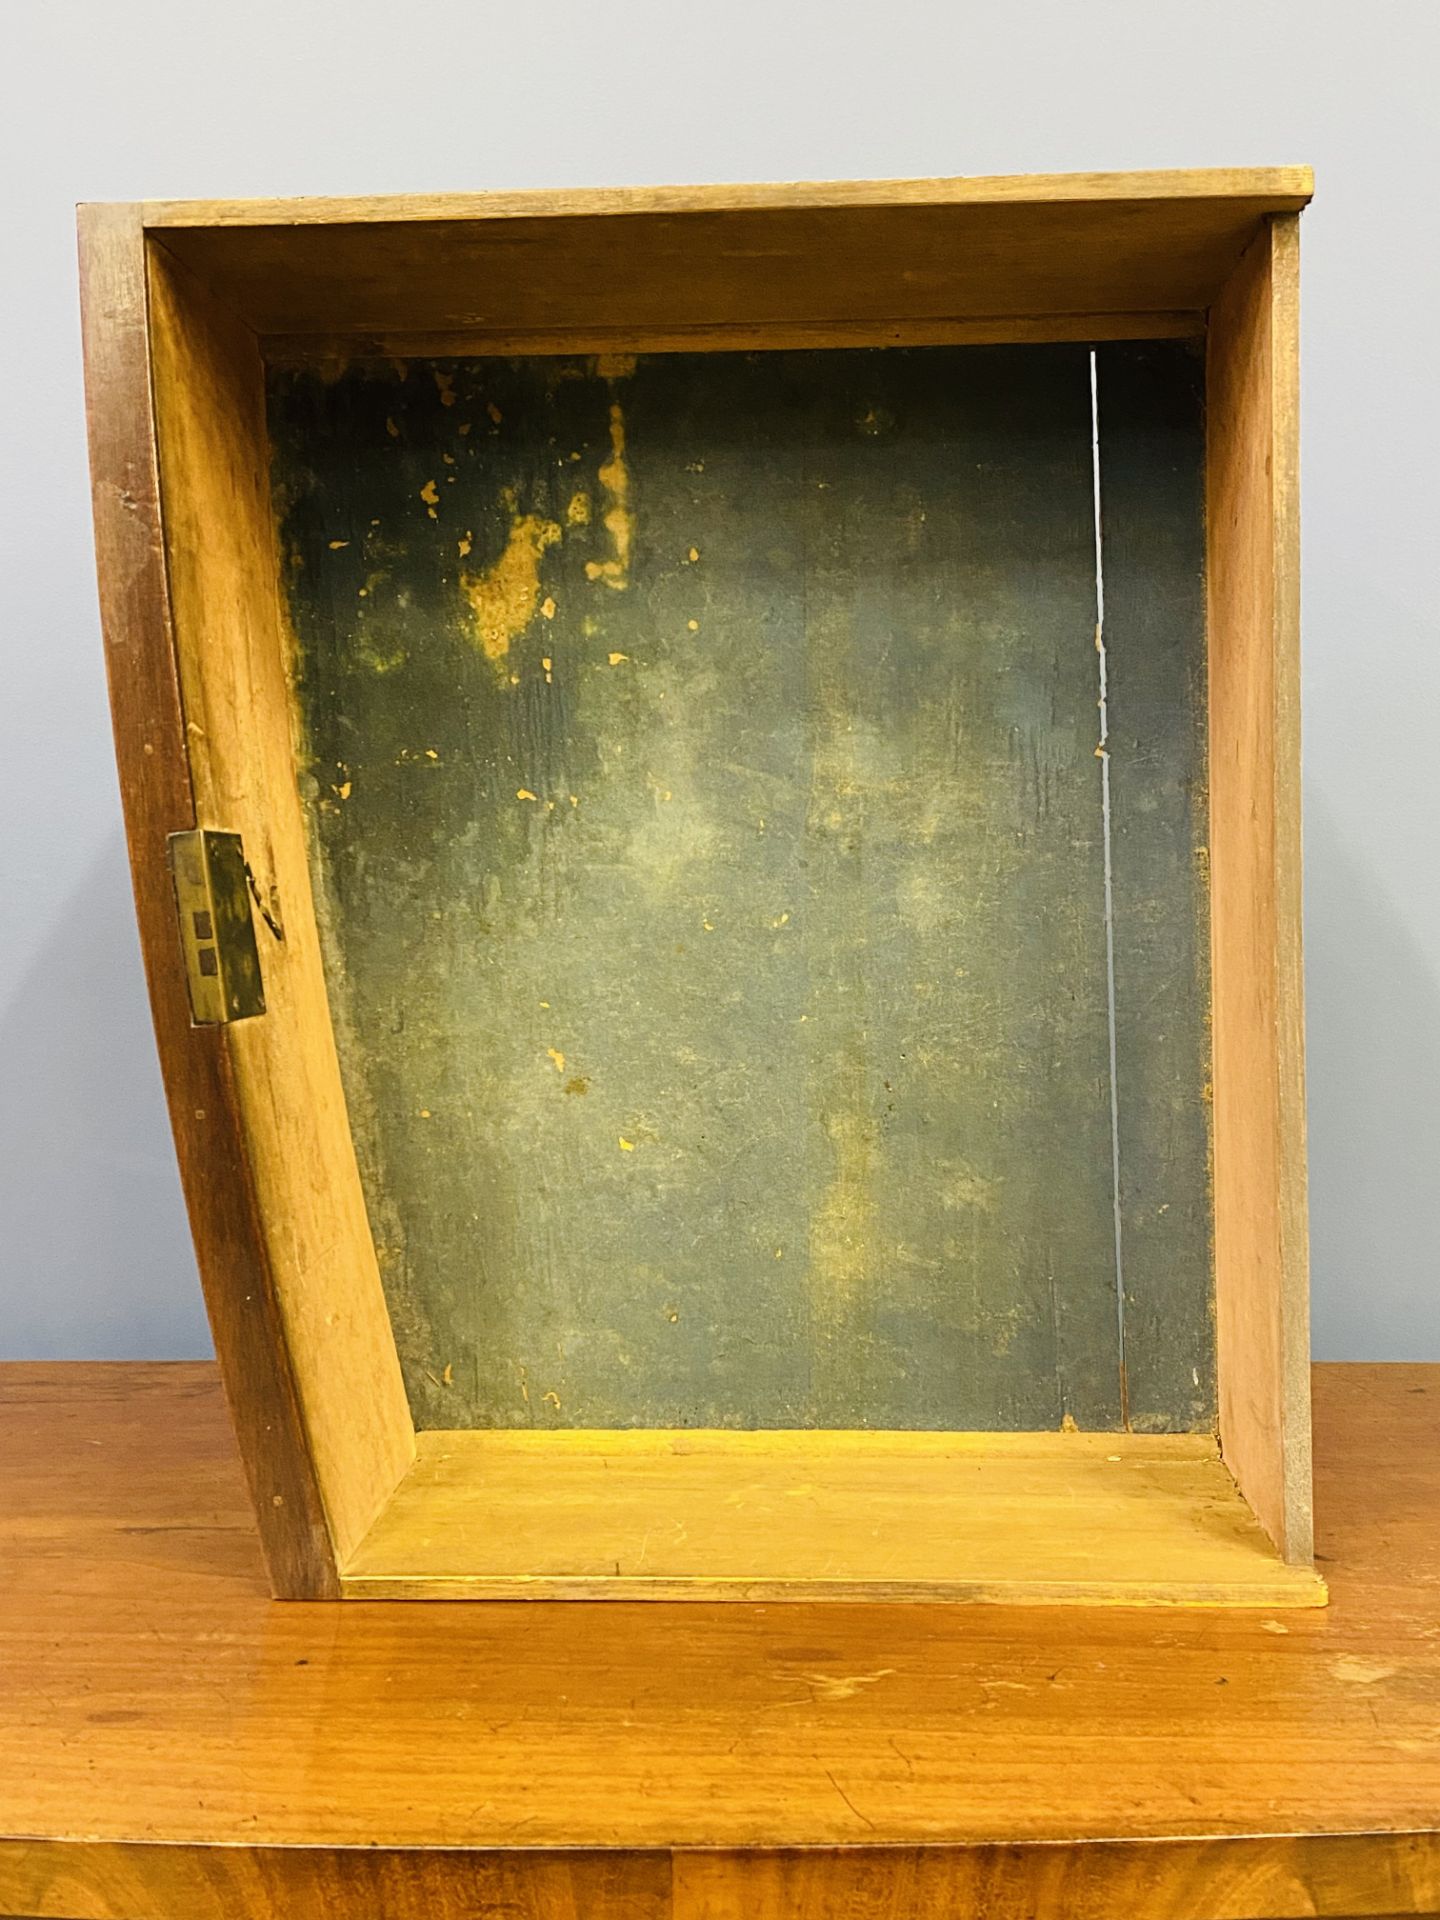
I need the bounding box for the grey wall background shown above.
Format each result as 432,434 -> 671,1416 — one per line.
2,0 -> 1435,1362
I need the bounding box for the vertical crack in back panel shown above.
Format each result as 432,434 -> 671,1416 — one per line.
268,341 -> 1211,1435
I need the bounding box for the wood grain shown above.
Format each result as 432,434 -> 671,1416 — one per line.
1207,215 -> 1312,1563
342,1427 -> 1322,1604
5,1834 -> 1436,1920
76,205 -> 338,1597
0,1841 -> 669,1920
674,1839 -> 1440,1919
266,309 -> 1206,365
0,1362 -> 1429,1917
145,236 -> 414,1570
141,169 -> 1314,341
142,166 -> 1316,226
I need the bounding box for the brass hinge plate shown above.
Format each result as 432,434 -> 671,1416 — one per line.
167,829 -> 267,1025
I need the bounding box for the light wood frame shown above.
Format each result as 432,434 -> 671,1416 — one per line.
78,169 -> 1318,1603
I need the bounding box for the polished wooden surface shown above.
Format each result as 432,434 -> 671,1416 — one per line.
0,1362 -> 1436,1919
77,205 -> 339,1597
142,166 -> 1316,226
148,212 -> 414,1569
345,1428 -> 1323,1605
141,168 -> 1314,342
1208,215 -> 1312,1563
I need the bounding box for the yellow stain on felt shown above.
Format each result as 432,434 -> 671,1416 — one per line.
516,788 -> 538,802
487,400 -> 503,425
541,598 -> 557,620
328,538 -> 349,550
608,651 -> 629,666
546,1047 -> 566,1074
385,416 -> 400,438
420,478 -> 440,520
460,512 -> 561,671
434,370 -> 457,407
618,1137 -> 635,1151
584,403 -> 633,590
567,490 -> 591,527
